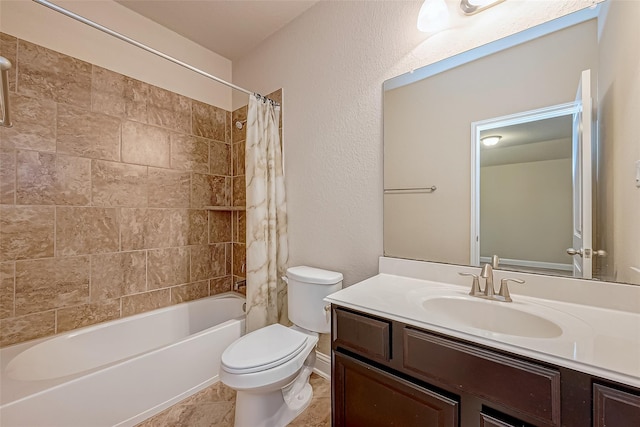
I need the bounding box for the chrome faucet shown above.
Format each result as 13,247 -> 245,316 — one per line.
480,263 -> 495,298
459,260 -> 525,302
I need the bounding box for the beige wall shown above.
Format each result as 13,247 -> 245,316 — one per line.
0,34 -> 238,347
480,158 -> 573,265
232,0 -> 600,355
597,0 -> 640,284
384,19 -> 598,265
0,0 -> 232,110
232,0 -> 599,290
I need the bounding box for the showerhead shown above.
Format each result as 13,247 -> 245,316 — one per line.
235,120 -> 246,129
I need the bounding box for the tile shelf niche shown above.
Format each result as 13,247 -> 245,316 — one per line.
204,206 -> 246,211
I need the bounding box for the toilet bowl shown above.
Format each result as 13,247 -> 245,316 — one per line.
220,266 -> 342,427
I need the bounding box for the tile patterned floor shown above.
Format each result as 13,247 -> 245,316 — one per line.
135,373 -> 331,427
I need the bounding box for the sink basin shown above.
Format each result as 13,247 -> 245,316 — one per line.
421,296 -> 563,338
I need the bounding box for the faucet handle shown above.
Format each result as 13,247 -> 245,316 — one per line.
458,272 -> 481,296
498,278 -> 525,302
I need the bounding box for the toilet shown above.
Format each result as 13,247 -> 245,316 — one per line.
220,266 -> 343,427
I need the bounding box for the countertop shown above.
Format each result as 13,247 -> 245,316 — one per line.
325,273 -> 640,389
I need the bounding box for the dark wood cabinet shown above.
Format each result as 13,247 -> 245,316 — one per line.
593,383 -> 640,427
331,306 -> 640,427
333,352 -> 458,426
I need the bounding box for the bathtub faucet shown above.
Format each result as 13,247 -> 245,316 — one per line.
234,279 -> 246,292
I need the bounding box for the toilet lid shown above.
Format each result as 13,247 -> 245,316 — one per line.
221,324 -> 309,374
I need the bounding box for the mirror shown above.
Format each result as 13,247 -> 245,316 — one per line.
383,0 -> 640,285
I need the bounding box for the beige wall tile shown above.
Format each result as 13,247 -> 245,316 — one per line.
232,243 -> 246,277
171,281 -> 209,304
57,104 -> 122,161
17,40 -> 91,108
15,256 -> 90,316
188,209 -> 208,246
0,33 -> 17,91
209,211 -> 232,243
148,247 -> 190,289
55,154 -> 92,205
0,93 -> 56,152
211,276 -> 232,295
148,168 -> 190,208
190,244 -> 226,282
120,208 -> 148,250
210,140 -> 230,176
147,209 -> 188,248
147,85 -> 192,133
15,152 -> 91,206
92,159 -> 147,207
56,299 -> 121,333
0,310 -> 55,347
0,148 -> 16,204
15,150 -> 56,204
232,142 -> 245,176
226,111 -> 232,144
91,66 -> 149,123
0,205 -> 55,261
170,134 -> 209,173
234,211 -> 246,244
91,251 -> 146,300
122,121 -> 171,168
193,101 -> 226,141
232,176 -> 245,207
0,262 -> 15,319
122,288 -> 170,317
121,208 -> 188,250
56,207 -> 119,256
91,66 -> 128,118
191,174 -> 230,208
225,243 -> 233,276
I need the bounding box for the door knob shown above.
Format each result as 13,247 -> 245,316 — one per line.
566,248 -> 583,257
567,248 -> 607,257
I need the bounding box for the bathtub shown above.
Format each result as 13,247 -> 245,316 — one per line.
0,292 -> 245,427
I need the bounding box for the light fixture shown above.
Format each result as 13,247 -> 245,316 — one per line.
460,0 -> 506,15
481,135 -> 502,146
417,0 -> 451,33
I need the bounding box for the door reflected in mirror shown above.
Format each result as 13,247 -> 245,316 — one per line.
475,106 -> 574,277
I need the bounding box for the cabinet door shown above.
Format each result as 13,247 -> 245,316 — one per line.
333,352 -> 458,427
593,383 -> 640,427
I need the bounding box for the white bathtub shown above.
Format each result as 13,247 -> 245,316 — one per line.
0,292 -> 245,427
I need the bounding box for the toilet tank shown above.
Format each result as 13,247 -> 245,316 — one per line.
286,266 -> 343,334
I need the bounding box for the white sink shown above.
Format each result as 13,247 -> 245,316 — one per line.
421,296 -> 563,338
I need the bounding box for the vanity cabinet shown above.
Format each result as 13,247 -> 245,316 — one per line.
331,306 -> 640,427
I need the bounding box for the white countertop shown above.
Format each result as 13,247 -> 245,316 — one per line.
326,273 -> 640,389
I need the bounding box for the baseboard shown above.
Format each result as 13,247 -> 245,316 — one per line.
313,350 -> 331,380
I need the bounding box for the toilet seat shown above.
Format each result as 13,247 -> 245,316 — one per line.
221,324 -> 309,374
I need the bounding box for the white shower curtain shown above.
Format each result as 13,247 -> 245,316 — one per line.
245,94 -> 289,333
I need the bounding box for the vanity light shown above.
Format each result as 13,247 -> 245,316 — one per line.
460,0 -> 506,15
481,135 -> 502,146
417,0 -> 451,33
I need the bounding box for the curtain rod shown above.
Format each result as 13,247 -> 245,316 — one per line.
32,0 -> 279,106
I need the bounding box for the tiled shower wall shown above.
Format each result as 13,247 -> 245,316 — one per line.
0,33 -> 258,347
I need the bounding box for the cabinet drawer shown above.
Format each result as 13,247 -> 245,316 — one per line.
593,383 -> 640,427
403,328 -> 561,426
333,308 -> 391,363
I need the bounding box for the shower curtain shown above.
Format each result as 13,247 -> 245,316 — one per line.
245,94 -> 289,333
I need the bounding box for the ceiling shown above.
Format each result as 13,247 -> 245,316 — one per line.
480,115 -> 573,167
115,0 -> 319,61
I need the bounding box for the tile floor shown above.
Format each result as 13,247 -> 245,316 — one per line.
135,373 -> 331,427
